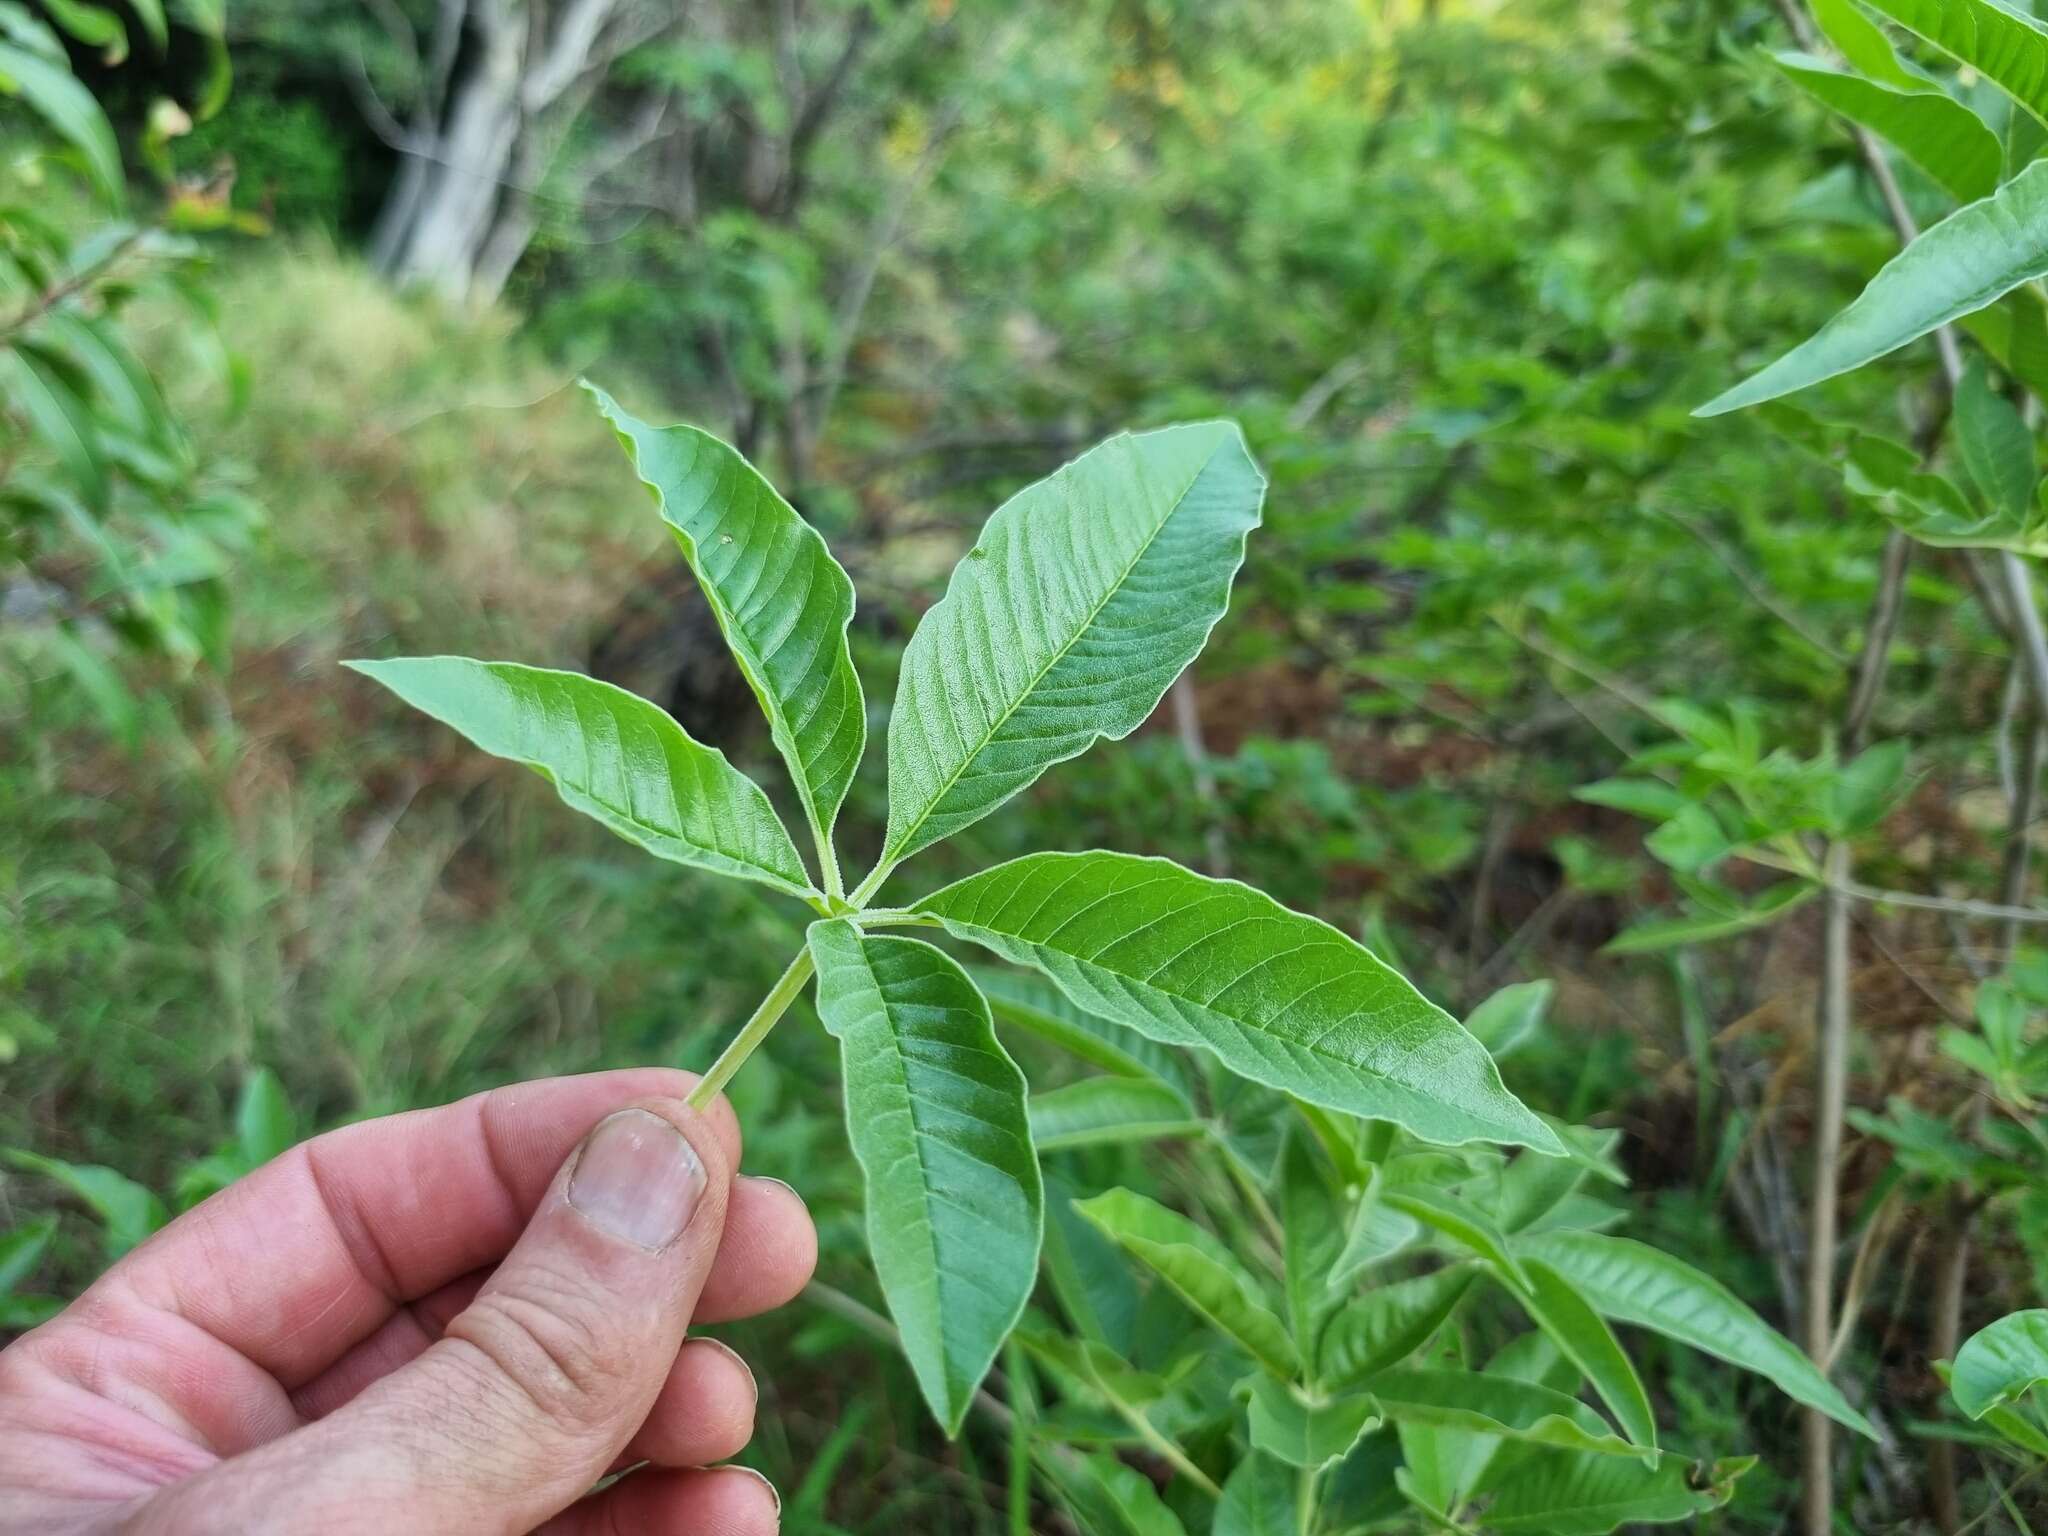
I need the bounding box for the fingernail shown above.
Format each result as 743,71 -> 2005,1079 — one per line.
568,1109 -> 705,1250
745,1175 -> 802,1202
726,1465 -> 780,1517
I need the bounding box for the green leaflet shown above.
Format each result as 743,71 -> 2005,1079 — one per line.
1046,1451 -> 1192,1536
1384,1183 -> 1530,1286
879,423 -> 1265,869
1074,1187 -> 1300,1378
1772,53 -> 2000,204
345,658 -> 814,899
806,921 -> 1043,1433
1516,1229 -> 1878,1438
1764,403 -> 2048,552
0,1216 -> 56,1296
1029,1078 -> 1205,1152
1863,0 -> 2048,126
1,347 -> 103,508
1696,158 -> 2048,416
1369,1367 -> 1639,1460
1951,1308 -> 2048,1418
1509,1256 -> 1658,1456
973,964 -> 1194,1101
1810,0 -> 1928,89
1477,1450 -> 1754,1534
916,852 -> 1559,1152
1957,358 -> 2038,519
1319,1267 -> 1477,1390
587,385 -> 865,889
2,1149 -> 164,1258
1280,1132 -> 1351,1367
1463,980 -> 1552,1059
0,39 -> 123,207
1214,1454 -> 1298,1536
1239,1374 -> 1381,1471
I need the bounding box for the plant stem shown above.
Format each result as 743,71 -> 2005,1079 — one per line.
687,947 -> 815,1109
849,858 -> 896,909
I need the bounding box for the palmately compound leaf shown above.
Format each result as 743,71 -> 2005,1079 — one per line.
916,851 -> 1559,1151
878,423 -> 1265,872
345,658 -> 814,899
1074,1187 -> 1300,1378
1862,0 -> 2048,127
1772,53 -> 2000,204
1475,1449 -> 1755,1534
1696,159 -> 2048,417
1951,1308 -> 2048,1419
806,920 -> 1042,1433
1516,1229 -> 1878,1438
587,385 -> 865,891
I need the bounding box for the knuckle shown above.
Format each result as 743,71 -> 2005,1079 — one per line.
444,1266 -> 634,1438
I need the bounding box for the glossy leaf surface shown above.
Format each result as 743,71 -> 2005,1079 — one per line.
589,385 -> 865,877
1074,1187 -> 1299,1378
1517,1230 -> 1877,1437
1697,159 -> 2048,416
917,851 -> 1557,1150
346,658 -> 813,898
882,423 -> 1264,866
808,920 -> 1041,1432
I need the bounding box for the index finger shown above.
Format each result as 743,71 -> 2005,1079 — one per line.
96,1069 -> 741,1387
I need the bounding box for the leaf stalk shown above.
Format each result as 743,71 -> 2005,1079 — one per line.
688,947 -> 817,1109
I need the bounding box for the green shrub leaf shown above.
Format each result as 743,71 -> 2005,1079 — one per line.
1951,1308 -> 2048,1418
880,423 -> 1264,869
1516,1230 -> 1878,1438
1074,1187 -> 1299,1378
587,386 -> 865,890
1239,1374 -> 1381,1470
1384,1184 -> 1531,1286
1045,1451 -> 1192,1536
1509,1256 -> 1658,1456
807,920 -> 1041,1433
0,40 -> 123,206
0,1215 -> 57,1296
1696,159 -> 2048,416
1028,1078 -> 1204,1152
3,1149 -> 165,1258
1214,1454 -> 1299,1536
1319,1266 -> 1477,1389
345,659 -> 814,899
1476,1449 -> 1755,1533
973,964 -> 1193,1101
1369,1367 -> 1639,1460
1862,0 -> 2048,126
1956,358 -> 2038,520
1773,54 -> 1999,204
916,851 -> 1559,1151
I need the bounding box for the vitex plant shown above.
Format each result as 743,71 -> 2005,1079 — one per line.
344,391 -> 1843,1526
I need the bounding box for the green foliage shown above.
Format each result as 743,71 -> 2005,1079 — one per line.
346,390 -> 1839,1530
2,0 -> 261,723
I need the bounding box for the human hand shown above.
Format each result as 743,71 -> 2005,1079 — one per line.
0,1070 -> 814,1534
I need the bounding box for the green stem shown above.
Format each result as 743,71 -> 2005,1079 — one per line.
687,947 -> 816,1109
814,821 -> 846,905
849,857 -> 897,909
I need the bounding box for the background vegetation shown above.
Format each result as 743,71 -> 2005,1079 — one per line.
6,0 -> 2048,1528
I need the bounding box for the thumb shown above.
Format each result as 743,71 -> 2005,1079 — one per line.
158,1097 -> 733,1535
